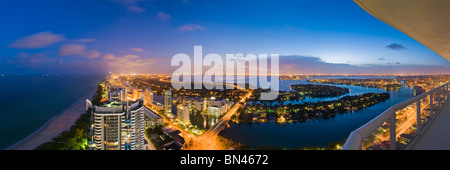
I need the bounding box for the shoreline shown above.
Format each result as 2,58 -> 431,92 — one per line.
7,86 -> 98,150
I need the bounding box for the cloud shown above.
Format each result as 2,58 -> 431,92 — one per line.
177,24 -> 207,32
4,51 -> 107,74
131,48 -> 145,52
85,50 -> 102,59
59,44 -> 85,56
103,53 -> 116,60
277,55 -> 450,74
127,5 -> 146,13
9,31 -> 65,49
71,38 -> 96,43
15,52 -> 57,66
387,62 -> 401,65
156,11 -> 171,21
59,44 -> 101,59
102,53 -> 162,73
112,0 -> 149,13
386,43 -> 407,50
378,58 -> 386,60
103,54 -> 155,67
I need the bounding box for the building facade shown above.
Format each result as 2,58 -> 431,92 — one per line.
144,88 -> 153,105
143,106 -> 163,128
208,97 -> 229,116
164,90 -> 172,114
86,99 -> 146,150
177,104 -> 190,124
108,88 -> 127,102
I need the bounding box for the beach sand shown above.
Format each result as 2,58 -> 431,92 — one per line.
7,86 -> 98,150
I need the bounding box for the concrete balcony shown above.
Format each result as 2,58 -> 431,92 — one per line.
343,82 -> 449,150
347,0 -> 450,150
410,101 -> 450,149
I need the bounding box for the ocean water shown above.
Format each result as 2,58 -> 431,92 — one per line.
0,74 -> 104,149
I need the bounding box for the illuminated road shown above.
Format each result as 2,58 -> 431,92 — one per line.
188,90 -> 252,150
143,103 -> 196,149
375,103 -> 430,146
143,88 -> 252,150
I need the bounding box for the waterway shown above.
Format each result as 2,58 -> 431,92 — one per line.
220,77 -> 415,149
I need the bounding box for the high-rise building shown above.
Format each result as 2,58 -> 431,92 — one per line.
203,98 -> 207,112
177,104 -> 190,124
208,97 -> 228,116
86,99 -> 145,150
143,106 -> 163,128
208,105 -> 225,116
133,88 -> 140,100
164,90 -> 172,114
108,88 -> 127,102
189,97 -> 207,112
144,88 -> 153,105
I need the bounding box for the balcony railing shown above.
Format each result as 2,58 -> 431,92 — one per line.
343,82 -> 449,150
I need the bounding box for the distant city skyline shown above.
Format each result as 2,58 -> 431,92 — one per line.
0,0 -> 449,75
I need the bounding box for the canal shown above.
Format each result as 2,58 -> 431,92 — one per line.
219,77 -> 415,149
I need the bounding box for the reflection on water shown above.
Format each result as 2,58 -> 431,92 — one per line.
156,76 -> 415,149
189,113 -> 219,130
250,79 -> 390,106
220,78 -> 415,149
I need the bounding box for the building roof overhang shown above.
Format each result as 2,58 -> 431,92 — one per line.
354,0 -> 450,61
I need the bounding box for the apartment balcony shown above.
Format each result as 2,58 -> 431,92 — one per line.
409,100 -> 450,149
343,82 -> 449,150
341,0 -> 450,150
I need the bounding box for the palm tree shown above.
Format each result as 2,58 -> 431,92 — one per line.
67,128 -> 86,150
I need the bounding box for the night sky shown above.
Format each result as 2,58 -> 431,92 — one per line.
0,0 -> 449,74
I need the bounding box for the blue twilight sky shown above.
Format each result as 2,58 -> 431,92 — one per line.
0,0 -> 449,75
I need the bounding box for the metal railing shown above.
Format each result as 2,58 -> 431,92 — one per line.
343,82 -> 450,150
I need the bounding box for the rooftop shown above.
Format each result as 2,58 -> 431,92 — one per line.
143,106 -> 162,119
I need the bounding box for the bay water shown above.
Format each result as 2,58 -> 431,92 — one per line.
220,78 -> 415,149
